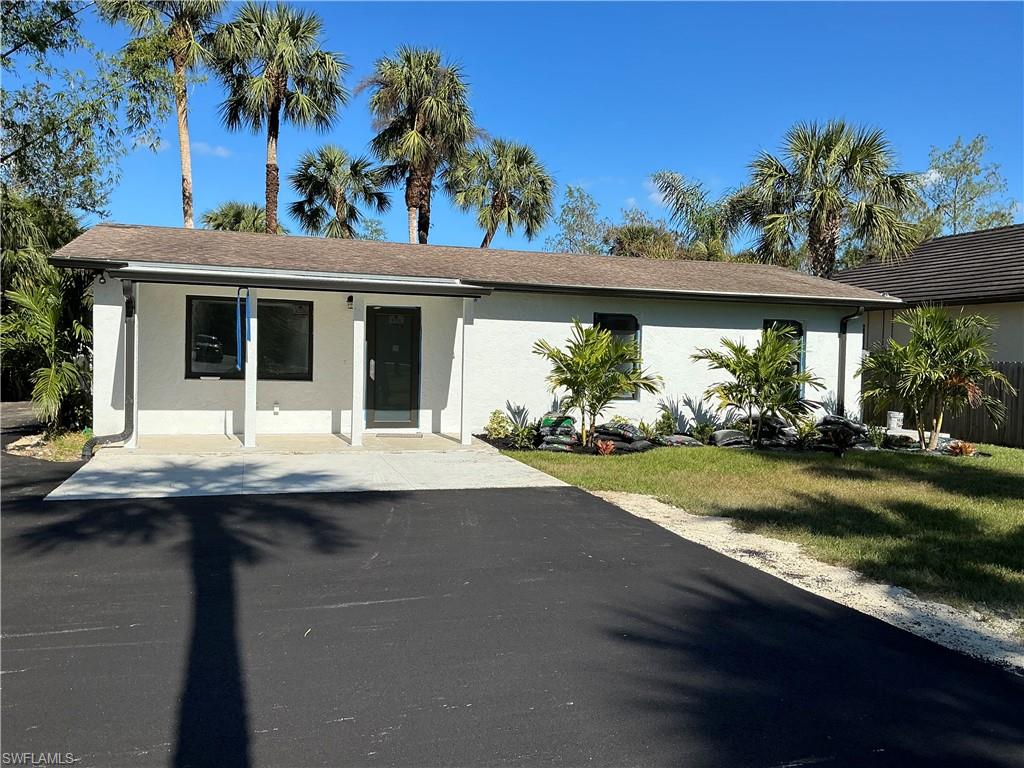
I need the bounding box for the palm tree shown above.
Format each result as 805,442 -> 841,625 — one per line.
1,266 -> 93,431
201,201 -> 285,233
533,319 -> 662,446
650,171 -> 746,260
447,139 -> 554,248
100,0 -> 225,228
287,145 -> 390,239
691,327 -> 824,447
859,306 -> 1015,450
359,46 -> 475,244
213,1 -> 348,234
739,120 -> 921,277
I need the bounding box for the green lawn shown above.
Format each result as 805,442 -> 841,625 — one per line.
511,445 -> 1024,616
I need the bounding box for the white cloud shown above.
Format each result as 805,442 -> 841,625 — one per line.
918,168 -> 943,188
624,196 -> 638,208
193,141 -> 232,158
644,179 -> 665,206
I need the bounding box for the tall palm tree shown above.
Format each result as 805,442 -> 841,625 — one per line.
739,120 -> 921,277
201,201 -> 285,233
650,171 -> 746,260
359,46 -> 475,244
213,1 -> 348,234
288,145 -> 390,238
448,139 -> 554,248
100,0 -> 225,228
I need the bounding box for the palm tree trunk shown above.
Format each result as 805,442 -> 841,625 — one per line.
480,227 -> 496,248
172,54 -> 194,229
808,216 -> 842,278
417,189 -> 431,244
405,176 -> 418,244
928,398 -> 944,451
265,103 -> 281,235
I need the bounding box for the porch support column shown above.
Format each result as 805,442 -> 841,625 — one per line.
124,282 -> 140,449
350,295 -> 366,447
459,297 -> 475,445
243,288 -> 258,448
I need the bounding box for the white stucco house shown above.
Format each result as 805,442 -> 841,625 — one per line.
50,224 -> 900,449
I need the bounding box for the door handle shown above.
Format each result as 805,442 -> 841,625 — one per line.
369,358 -> 375,381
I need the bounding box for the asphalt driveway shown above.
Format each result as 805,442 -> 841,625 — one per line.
2,445 -> 1023,767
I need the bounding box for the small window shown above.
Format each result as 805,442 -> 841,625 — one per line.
186,296 -> 313,381
594,312 -> 641,400
763,319 -> 805,371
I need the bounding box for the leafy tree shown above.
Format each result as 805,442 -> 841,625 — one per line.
201,201 -> 285,233
859,306 -> 1015,450
1,1 -> 163,215
533,319 -> 661,445
602,208 -> 682,259
912,135 -> 1017,237
357,219 -> 387,241
448,138 -> 554,248
651,170 -> 747,260
544,185 -> 608,254
214,1 -> 348,235
99,0 -> 226,228
739,120 -> 921,278
360,46 -> 475,244
691,327 -> 824,447
288,145 -> 390,239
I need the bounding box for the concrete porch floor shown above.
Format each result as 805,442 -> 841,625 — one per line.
118,432 -> 492,455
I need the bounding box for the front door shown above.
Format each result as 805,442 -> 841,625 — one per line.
366,306 -> 421,429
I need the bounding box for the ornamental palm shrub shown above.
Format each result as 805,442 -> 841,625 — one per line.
533,319 -> 661,446
691,327 -> 824,447
1,267 -> 93,431
859,306 -> 1015,450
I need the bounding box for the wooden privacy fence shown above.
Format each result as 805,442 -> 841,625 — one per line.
903,361 -> 1024,448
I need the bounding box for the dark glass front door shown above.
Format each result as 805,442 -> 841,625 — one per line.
366,307 -> 421,428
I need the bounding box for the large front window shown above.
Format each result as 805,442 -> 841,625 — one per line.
186,296 -> 313,380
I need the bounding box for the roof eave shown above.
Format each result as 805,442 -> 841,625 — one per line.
49,256 -> 492,299
478,280 -> 902,308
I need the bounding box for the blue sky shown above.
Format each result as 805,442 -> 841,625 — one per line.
73,1 -> 1024,249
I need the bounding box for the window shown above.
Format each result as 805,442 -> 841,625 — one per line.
594,312 -> 641,400
762,319 -> 805,371
186,296 -> 313,380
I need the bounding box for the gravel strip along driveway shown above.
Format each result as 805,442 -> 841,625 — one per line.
595,490 -> 1024,673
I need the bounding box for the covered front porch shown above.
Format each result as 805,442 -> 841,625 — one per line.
92,266 -> 490,452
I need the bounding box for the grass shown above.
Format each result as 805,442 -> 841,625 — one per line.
511,445 -> 1024,616
6,429 -> 91,462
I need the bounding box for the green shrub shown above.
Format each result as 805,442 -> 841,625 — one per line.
654,410 -> 677,436
638,419 -> 658,440
485,409 -> 513,440
793,418 -> 820,450
690,422 -> 716,444
506,422 -> 538,450
609,414 -> 632,426
867,425 -> 886,449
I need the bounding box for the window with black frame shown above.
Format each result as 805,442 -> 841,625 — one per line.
763,319 -> 806,395
186,296 -> 313,380
594,312 -> 641,400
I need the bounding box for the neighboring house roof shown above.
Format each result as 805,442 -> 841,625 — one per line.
51,222 -> 900,307
833,224 -> 1024,305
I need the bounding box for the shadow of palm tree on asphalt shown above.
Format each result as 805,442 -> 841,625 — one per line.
10,474 -> 363,768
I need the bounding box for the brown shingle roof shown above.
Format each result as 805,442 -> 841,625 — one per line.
833,224 -> 1024,305
52,223 -> 899,306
